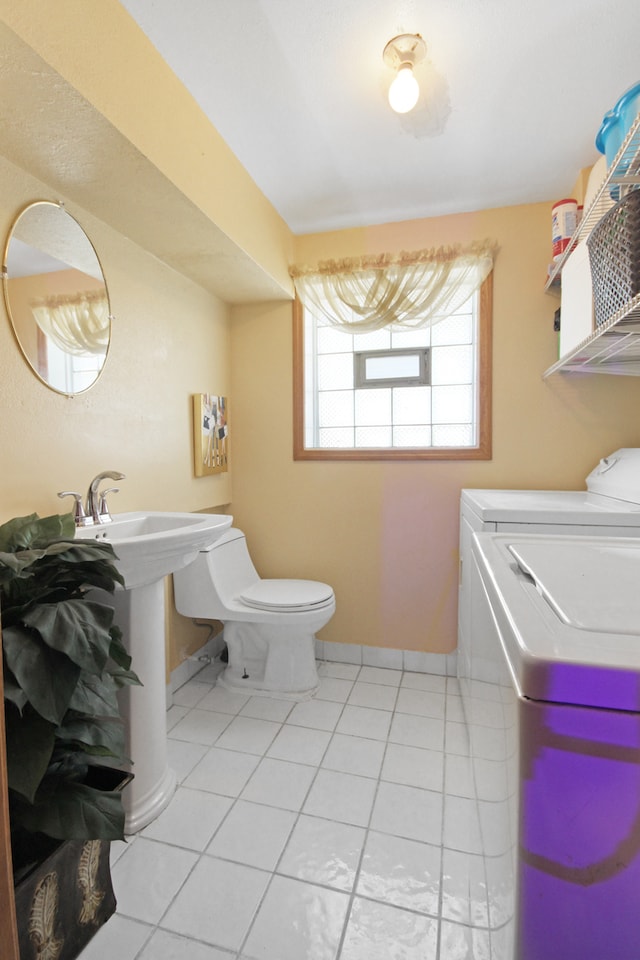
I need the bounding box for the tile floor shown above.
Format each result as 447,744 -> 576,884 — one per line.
79,660 -> 493,960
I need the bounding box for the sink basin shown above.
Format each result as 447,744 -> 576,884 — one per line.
75,510 -> 233,589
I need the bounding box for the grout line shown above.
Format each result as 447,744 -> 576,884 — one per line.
100,661 -> 498,960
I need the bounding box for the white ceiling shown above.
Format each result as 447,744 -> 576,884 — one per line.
121,0 -> 640,236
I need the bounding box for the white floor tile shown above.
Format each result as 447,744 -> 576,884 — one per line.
395,686 -> 445,719
441,847 -> 489,926
316,675 -> 355,702
240,695 -> 294,722
370,781 -> 443,845
197,686 -> 251,715
445,753 -> 476,799
389,712 -> 444,751
356,830 -> 441,915
166,704 -> 189,731
322,733 -> 385,779
168,708 -> 232,746
381,742 -> 444,792
339,897 -> 438,960
445,719 -> 471,756
347,681 -> 399,711
214,715 -> 281,754
357,665 -> 401,686
446,694 -> 466,723
166,738 -> 209,784
318,660 -> 361,680
439,919 -> 491,959
111,838 -> 198,924
207,799 -> 296,870
138,928 -> 235,960
161,856 -> 270,951
183,746 -> 261,796
94,665 -> 507,959
278,814 -> 365,891
443,795 -> 483,855
241,757 -> 317,810
335,704 -> 392,741
110,837 -> 132,867
402,664 -> 447,689
286,697 -> 344,731
302,768 -> 377,827
141,786 -> 232,850
267,723 -> 332,765
172,679 -> 213,708
242,874 -> 350,960
78,915 -> 152,960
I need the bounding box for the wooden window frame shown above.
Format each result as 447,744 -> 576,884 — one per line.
293,273 -> 493,461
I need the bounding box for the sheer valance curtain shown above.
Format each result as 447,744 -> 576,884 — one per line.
30,290 -> 110,356
290,241 -> 497,334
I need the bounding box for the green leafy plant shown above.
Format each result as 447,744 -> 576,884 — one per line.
0,512 -> 140,877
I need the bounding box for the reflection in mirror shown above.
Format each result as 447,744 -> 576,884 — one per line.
2,201 -> 112,396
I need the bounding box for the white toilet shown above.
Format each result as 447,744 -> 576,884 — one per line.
173,528 -> 335,699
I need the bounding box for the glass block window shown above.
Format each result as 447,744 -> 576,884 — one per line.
293,274 -> 492,461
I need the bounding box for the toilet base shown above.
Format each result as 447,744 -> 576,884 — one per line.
220,621 -> 320,700
218,666 -> 319,700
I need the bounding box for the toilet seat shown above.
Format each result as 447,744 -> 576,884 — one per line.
239,578 -> 334,612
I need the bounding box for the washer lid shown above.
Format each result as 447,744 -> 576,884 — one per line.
509,540 -> 640,635
461,488 -> 640,524
239,579 -> 334,611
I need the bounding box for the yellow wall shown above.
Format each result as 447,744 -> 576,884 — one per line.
230,202 -> 640,654
0,155 -> 233,669
2,2 -> 640,665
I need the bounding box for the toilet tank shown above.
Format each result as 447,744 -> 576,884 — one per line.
173,528 -> 260,619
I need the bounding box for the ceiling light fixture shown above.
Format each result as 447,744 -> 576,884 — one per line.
383,33 -> 427,114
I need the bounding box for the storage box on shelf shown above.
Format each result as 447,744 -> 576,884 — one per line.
544,111 -> 640,378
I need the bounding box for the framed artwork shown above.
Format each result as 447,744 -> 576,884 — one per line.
193,393 -> 228,476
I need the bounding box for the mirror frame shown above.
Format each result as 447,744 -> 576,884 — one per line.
2,200 -> 113,397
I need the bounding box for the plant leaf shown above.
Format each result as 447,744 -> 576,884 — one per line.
1,665 -> 27,712
11,779 -> 126,841
56,715 -> 125,760
22,600 -> 114,673
2,625 -> 80,723
108,629 -> 132,671
0,512 -> 74,553
4,706 -> 56,802
68,672 -> 121,718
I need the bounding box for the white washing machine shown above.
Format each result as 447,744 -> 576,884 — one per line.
459,447 -> 640,682
468,530 -> 640,960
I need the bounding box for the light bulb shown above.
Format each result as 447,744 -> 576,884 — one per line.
388,64 -> 419,114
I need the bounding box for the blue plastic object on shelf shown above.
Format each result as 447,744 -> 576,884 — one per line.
595,82 -> 640,166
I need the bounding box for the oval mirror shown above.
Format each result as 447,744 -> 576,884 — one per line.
2,200 -> 112,396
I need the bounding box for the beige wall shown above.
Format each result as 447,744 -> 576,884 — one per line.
2,3 -> 639,665
230,202 -> 640,654
0,155 -> 233,669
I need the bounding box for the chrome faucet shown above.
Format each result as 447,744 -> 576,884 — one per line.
86,471 -> 126,524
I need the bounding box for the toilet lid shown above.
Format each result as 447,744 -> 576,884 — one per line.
239,579 -> 334,611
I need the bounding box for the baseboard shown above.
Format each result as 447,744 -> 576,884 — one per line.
169,634 -> 457,706
315,639 -> 457,676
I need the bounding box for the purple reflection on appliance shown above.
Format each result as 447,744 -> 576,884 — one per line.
518,697 -> 640,960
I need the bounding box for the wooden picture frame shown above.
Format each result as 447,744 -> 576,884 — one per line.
193,393 -> 228,476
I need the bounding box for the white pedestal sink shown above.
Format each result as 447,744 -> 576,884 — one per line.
76,511 -> 232,833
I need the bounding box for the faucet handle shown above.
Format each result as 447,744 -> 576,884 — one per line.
97,487 -> 120,523
58,491 -> 93,527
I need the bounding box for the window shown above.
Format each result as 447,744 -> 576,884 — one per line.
293,274 -> 492,460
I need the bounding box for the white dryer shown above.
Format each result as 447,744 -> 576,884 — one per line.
469,531 -> 640,960
459,447 -> 640,681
